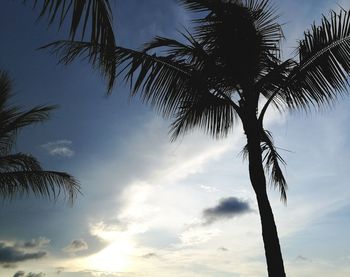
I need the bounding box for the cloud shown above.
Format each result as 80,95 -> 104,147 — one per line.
26,273 -> 45,277
63,239 -> 88,253
55,267 -> 65,274
179,228 -> 221,246
295,255 -> 310,262
0,242 -> 47,266
13,272 -> 25,277
14,273 -> 45,277
41,140 -> 75,158
202,197 -> 252,224
200,185 -> 219,193
3,262 -> 17,268
141,252 -> 158,259
16,237 -> 50,249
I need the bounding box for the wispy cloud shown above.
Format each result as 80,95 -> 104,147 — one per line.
179,227 -> 221,246
41,140 -> 75,158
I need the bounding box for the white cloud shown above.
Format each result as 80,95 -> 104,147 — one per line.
199,185 -> 219,193
41,140 -> 75,158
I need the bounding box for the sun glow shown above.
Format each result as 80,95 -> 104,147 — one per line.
85,224 -> 136,273
87,236 -> 134,272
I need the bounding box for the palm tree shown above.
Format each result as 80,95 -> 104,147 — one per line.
44,0 -> 350,275
0,71 -> 80,204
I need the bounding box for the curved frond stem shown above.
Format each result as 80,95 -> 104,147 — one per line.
300,32 -> 350,72
258,86 -> 282,123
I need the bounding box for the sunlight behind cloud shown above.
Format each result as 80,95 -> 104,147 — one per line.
84,223 -> 135,273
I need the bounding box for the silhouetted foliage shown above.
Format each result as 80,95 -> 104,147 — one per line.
23,0 -> 117,91
0,71 -> 80,204
43,0 -> 350,276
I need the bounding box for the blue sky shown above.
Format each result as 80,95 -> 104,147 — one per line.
0,0 -> 350,276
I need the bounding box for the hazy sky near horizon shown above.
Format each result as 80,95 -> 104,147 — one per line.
0,0 -> 350,276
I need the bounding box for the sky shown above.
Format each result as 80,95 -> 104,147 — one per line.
0,0 -> 350,276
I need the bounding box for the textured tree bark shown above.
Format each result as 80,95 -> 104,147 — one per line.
244,115 -> 286,277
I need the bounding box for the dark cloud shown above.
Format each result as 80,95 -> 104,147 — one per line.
0,242 -> 46,266
141,252 -> 158,259
63,239 -> 88,253
202,197 -> 252,224
14,273 -> 45,277
217,247 -> 228,251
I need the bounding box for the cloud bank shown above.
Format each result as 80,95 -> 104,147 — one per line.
0,242 -> 46,266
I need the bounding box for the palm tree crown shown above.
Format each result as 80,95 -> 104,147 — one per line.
112,0 -> 350,201
0,71 -> 80,203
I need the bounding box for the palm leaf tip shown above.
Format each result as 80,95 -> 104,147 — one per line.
28,0 -> 116,43
41,40 -> 117,93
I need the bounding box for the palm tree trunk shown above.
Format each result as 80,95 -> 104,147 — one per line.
244,118 -> 286,277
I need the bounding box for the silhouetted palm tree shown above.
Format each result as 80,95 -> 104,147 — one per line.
45,0 -> 350,275
0,71 -> 80,203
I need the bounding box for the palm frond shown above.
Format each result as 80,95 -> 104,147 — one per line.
28,0 -> 117,91
287,9 -> 350,110
0,105 -> 55,154
256,59 -> 298,120
0,153 -> 42,172
42,40 -> 118,92
170,88 -> 237,140
0,71 -> 12,111
0,153 -> 80,203
27,0 -> 115,43
0,72 -> 56,153
261,130 -> 287,202
0,71 -> 80,203
0,170 -> 80,204
240,129 -> 287,202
